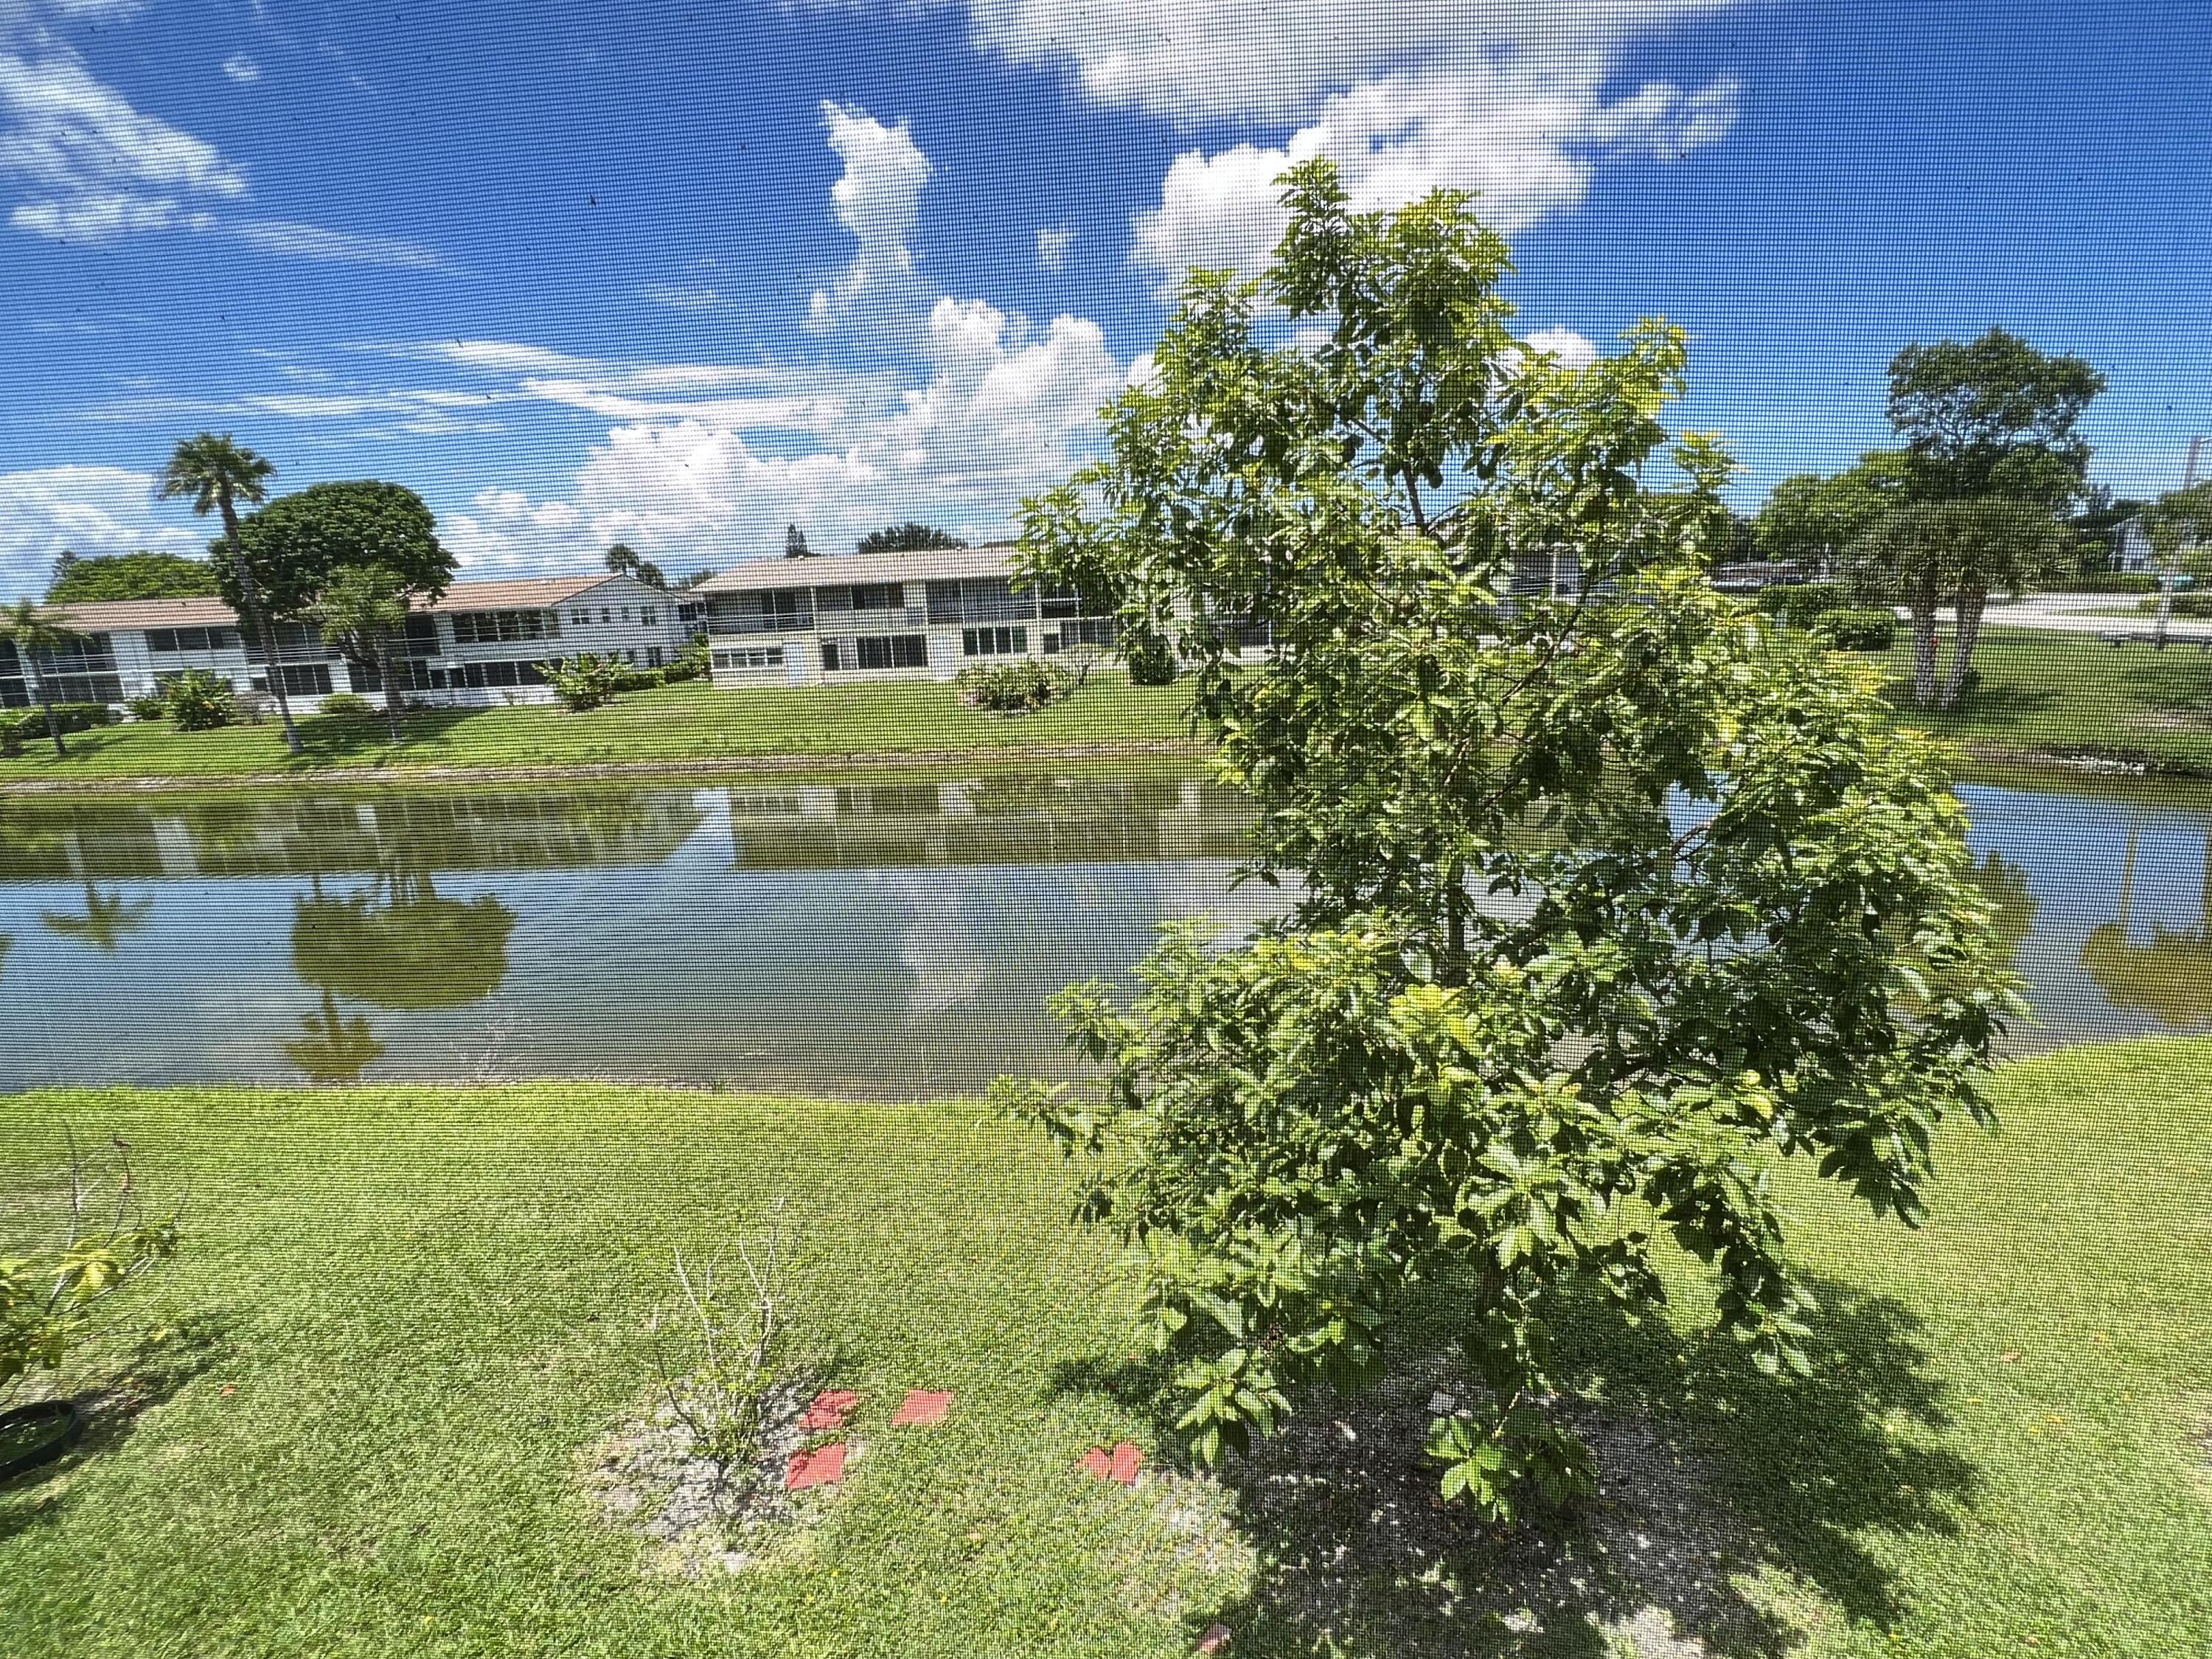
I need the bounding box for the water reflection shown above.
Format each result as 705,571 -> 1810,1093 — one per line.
2077,818 -> 2212,1028
0,766 -> 2205,1092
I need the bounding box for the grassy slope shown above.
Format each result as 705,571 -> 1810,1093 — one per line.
0,675 -> 1199,782
1873,625 -> 2212,773
4,1046 -> 2210,1658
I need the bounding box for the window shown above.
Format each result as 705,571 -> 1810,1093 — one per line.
848,582 -> 904,612
401,614 -> 442,657
620,606 -> 633,622
713,645 -> 785,671
146,626 -> 238,653
1,633 -> 125,706
962,625 -> 1028,657
647,646 -> 664,668
251,664 -> 334,696
571,609 -> 589,626
600,608 -> 611,625
641,607 -> 658,625
449,610 -> 553,644
1046,618 -> 1116,653
823,633 -> 926,672
928,577 -> 1032,625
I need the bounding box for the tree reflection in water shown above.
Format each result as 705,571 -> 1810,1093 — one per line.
291,871 -> 516,1009
40,881 -> 153,953
2079,818 -> 2212,1028
285,987 -> 387,1083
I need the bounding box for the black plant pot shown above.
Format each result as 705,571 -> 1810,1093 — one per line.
0,1398 -> 83,1482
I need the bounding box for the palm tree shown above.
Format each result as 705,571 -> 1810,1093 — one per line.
1,598 -> 85,757
157,434 -> 300,756
41,880 -> 153,953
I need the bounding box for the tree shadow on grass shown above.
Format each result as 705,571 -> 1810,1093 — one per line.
1051,1276 -> 1974,1657
0,1309 -> 232,1540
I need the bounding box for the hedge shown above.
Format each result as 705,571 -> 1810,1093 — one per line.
1756,582 -> 1848,628
1814,607 -> 1899,652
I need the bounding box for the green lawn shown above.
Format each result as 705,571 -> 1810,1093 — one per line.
4,1045 -> 2209,1656
0,675 -> 1200,785
1875,625 -> 2212,773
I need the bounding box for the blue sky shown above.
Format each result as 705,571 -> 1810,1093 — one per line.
2,0 -> 2207,597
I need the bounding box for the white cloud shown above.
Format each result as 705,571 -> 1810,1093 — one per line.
1132,64 -> 1742,285
0,464 -> 201,598
229,218 -> 455,271
807,100 -> 931,330
1521,327 -> 1599,369
639,281 -> 720,311
953,0 -> 1740,125
1034,223 -> 1074,271
0,7 -> 453,268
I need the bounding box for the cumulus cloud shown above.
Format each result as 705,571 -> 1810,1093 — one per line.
0,464 -> 201,597
851,1 -> 1747,286
441,110 -> 1130,574
1034,223 -> 1074,271
806,100 -> 931,330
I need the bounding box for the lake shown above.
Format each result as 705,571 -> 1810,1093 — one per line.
0,762 -> 2203,1096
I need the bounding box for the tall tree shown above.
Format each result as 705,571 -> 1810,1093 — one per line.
1001,161 -> 2012,1520
1840,331 -> 2104,707
855,522 -> 967,556
0,599 -> 84,757
604,543 -> 667,588
228,481 -> 452,729
783,524 -> 813,559
46,550 -> 222,605
1886,327 -> 2105,509
311,566 -> 414,742
158,434 -> 299,754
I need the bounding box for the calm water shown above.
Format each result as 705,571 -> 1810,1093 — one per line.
0,764 -> 2204,1096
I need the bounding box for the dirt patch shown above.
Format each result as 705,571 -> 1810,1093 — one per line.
579,1380 -> 850,1578
1214,1360 -> 1804,1656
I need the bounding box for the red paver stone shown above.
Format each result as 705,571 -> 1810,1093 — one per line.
1078,1447 -> 1115,1480
801,1389 -> 860,1431
785,1442 -> 848,1491
1107,1441 -> 1144,1486
890,1388 -> 953,1427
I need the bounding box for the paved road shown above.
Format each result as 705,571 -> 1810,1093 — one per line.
1974,592 -> 2212,641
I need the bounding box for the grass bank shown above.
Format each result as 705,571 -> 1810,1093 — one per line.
4,1044 -> 2210,1656
1874,625 -> 2212,775
0,675 -> 1200,792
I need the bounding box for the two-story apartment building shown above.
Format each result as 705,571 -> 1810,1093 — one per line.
695,543 -> 1121,689
3,573 -> 701,714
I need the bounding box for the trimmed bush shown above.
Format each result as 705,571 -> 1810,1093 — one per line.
1121,628 -> 1179,686
543,653 -> 626,712
164,669 -> 237,731
319,692 -> 373,719
125,692 -> 170,723
661,639 -> 711,684
1,703 -> 119,744
2060,573 -> 2158,594
1815,607 -> 1898,652
956,659 -> 1075,714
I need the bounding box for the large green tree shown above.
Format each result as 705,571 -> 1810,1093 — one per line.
1755,451 -> 1909,569
46,550 -> 220,604
2142,479 -> 2212,647
1838,330 -> 2104,708
855,521 -> 967,556
0,599 -> 85,757
230,481 -> 452,724
605,543 -> 667,588
999,161 -> 2014,1520
158,434 -> 297,754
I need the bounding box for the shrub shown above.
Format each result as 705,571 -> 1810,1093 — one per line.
125,692 -> 170,723
318,691 -> 372,719
1,703 -> 118,745
1756,581 -> 1847,628
956,659 -> 1075,713
2061,572 -> 2157,594
1121,627 -> 1179,686
661,639 -> 712,684
2,1135 -> 181,1407
543,653 -> 625,712
1815,607 -> 1899,651
164,669 -> 237,731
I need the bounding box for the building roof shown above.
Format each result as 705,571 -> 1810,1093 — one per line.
694,543 -> 1018,594
46,573 -> 650,634
46,594 -> 240,631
